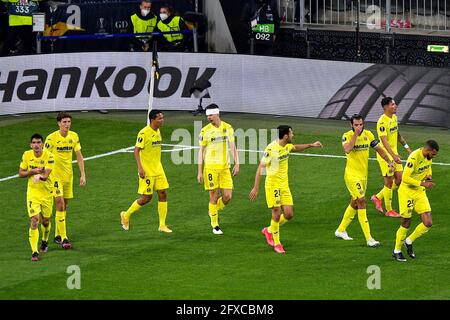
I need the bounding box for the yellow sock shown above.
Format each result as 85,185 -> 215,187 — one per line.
29,228 -> 39,253
56,211 -> 67,240
158,201 -> 168,227
383,186 -> 393,211
337,205 -> 357,232
54,215 -> 60,237
124,200 -> 142,220
217,197 -> 225,211
41,222 -> 51,242
279,214 -> 288,226
375,188 -> 384,200
357,209 -> 371,241
407,223 -> 430,243
209,202 -> 219,228
270,219 -> 280,245
395,226 -> 409,251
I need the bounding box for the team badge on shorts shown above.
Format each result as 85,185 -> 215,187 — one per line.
276,200 -> 280,204
210,183 -> 214,187
56,189 -> 61,195
30,209 -> 35,214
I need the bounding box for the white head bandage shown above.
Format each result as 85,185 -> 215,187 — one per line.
206,108 -> 220,116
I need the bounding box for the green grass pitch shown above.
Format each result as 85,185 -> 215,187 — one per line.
0,111 -> 449,299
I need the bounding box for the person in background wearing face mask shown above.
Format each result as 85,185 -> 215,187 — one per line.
157,4 -> 189,52
128,0 -> 158,52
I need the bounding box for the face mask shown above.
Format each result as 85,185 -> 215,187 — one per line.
160,13 -> 168,20
141,9 -> 150,16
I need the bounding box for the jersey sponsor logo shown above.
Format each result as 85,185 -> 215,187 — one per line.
56,146 -> 73,151
211,136 -> 227,142
353,144 -> 369,150
152,140 -> 162,145
418,164 -> 430,173
390,126 -> 398,132
277,153 -> 289,161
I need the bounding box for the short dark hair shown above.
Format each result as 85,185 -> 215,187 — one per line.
425,140 -> 439,152
205,103 -> 219,111
57,111 -> 72,122
277,125 -> 292,140
381,97 -> 394,108
30,133 -> 44,142
350,113 -> 364,124
160,4 -> 173,13
149,109 -> 162,121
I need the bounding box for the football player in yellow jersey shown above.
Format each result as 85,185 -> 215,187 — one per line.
197,104 -> 239,235
44,112 -> 86,249
392,140 -> 439,262
371,97 -> 412,218
120,110 -> 172,233
249,125 -> 322,254
19,134 -> 55,261
335,115 -> 394,247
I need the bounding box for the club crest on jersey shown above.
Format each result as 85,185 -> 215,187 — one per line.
69,139 -> 73,144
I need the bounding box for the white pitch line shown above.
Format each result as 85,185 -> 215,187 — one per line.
0,146 -> 134,183
2,143 -> 449,183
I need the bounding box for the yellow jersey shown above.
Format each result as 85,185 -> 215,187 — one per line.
401,148 -> 432,190
376,113 -> 398,161
261,141 -> 294,186
135,125 -> 164,176
44,130 -> 81,179
342,129 -> 378,180
20,149 -> 55,199
199,121 -> 235,170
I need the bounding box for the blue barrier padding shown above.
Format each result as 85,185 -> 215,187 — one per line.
38,30 -> 193,41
